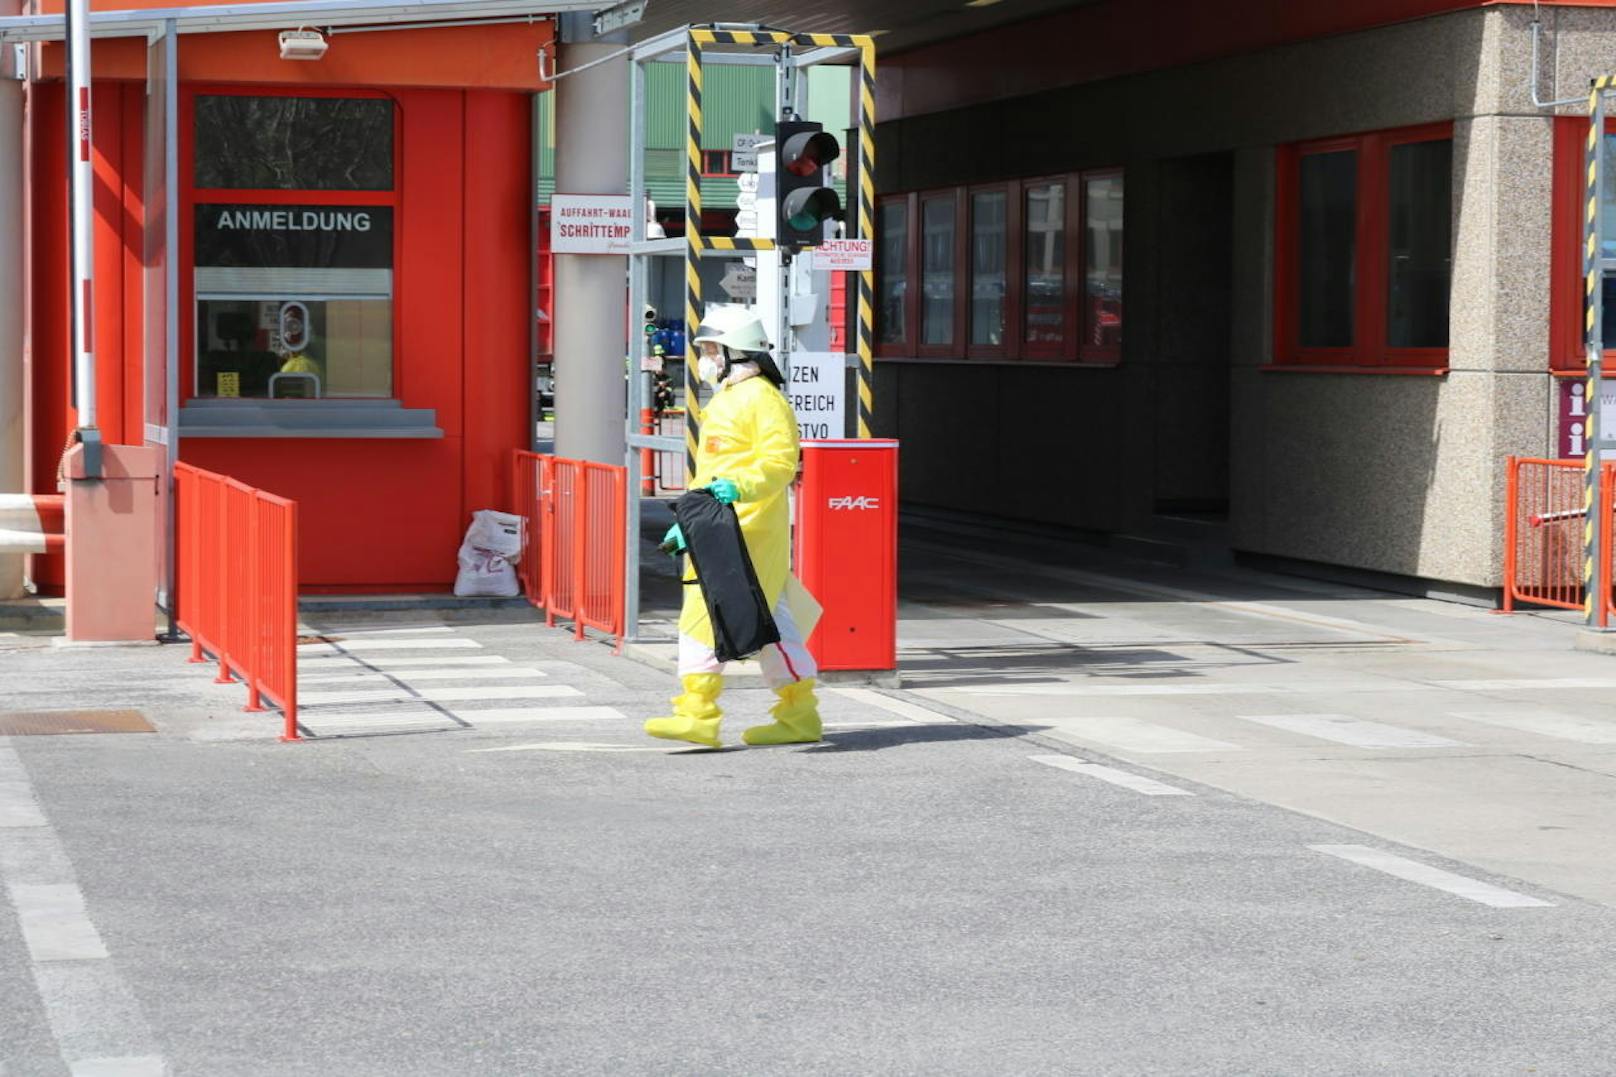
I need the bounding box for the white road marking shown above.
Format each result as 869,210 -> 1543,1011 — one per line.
300,684 -> 583,706
1447,710 -> 1616,744
466,741 -> 697,754
299,667 -> 549,685
11,884 -> 110,961
0,739 -> 167,1072
830,687 -> 956,722
1,747 -> 47,828
300,638 -> 482,654
456,707 -> 626,724
822,720 -> 917,729
1437,677 -> 1616,691
1029,754 -> 1194,796
296,711 -> 462,735
307,625 -> 452,637
1235,713 -> 1465,749
1050,716 -> 1242,753
1309,844 -> 1554,908
954,682 -> 1283,697
297,654 -> 511,670
70,1058 -> 168,1077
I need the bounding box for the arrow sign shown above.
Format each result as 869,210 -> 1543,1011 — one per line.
719,263 -> 757,300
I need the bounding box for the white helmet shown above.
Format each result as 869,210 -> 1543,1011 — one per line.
693,305 -> 771,354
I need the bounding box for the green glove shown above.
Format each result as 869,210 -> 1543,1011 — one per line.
706,478 -> 740,504
659,523 -> 686,556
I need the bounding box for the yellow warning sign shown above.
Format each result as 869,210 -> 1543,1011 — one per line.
217,372 -> 240,398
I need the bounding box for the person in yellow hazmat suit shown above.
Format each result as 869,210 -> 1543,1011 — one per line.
644,305 -> 821,749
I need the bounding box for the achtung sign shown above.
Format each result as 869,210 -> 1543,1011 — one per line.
550,194 -> 633,254
809,239 -> 873,272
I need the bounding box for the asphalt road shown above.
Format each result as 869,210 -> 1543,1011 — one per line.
3,522 -> 1616,1074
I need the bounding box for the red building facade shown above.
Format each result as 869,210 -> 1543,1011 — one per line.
26,15 -> 549,591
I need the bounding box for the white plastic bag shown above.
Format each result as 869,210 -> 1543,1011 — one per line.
454,543 -> 520,597
465,509 -> 523,560
452,510 -> 524,597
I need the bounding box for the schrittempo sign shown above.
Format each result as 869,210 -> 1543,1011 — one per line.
550,194 -> 634,254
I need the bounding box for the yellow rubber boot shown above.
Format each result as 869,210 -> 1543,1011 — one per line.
743,678 -> 823,746
644,673 -> 724,748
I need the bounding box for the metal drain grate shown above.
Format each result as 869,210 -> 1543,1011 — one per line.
0,709 -> 155,735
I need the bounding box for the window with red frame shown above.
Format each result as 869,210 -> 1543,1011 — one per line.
1550,116 -> 1616,372
1274,123 -> 1453,370
701,150 -> 738,178
874,168 -> 1124,362
189,92 -> 400,401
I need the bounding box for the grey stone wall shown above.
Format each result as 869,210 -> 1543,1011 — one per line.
875,4 -> 1583,589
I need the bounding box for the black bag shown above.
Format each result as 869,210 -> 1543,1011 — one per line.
674,489 -> 780,662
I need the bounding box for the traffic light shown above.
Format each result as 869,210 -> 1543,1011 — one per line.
774,119 -> 842,249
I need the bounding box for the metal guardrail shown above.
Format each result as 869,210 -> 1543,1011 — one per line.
511,450 -> 626,652
175,462 -> 299,741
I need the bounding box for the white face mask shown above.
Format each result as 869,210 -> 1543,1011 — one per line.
697,354 -> 723,386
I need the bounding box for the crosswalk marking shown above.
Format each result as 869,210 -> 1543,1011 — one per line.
1235,713 -> 1465,749
451,707 -> 625,725
1029,754 -> 1194,796
1436,677 -> 1616,691
299,667 -> 549,685
300,638 -> 482,654
1050,715 -> 1242,753
310,625 -> 454,637
301,684 -> 583,707
1309,845 -> 1554,908
830,687 -> 956,723
955,682 -> 1290,697
297,654 -> 512,670
297,711 -> 462,735
466,741 -> 699,754
1447,710 -> 1616,744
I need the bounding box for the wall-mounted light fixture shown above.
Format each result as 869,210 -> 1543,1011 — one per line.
278,28 -> 328,61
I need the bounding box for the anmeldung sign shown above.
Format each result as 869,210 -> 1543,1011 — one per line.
550,194 -> 633,254
810,239 -> 874,272
194,204 -> 393,268
732,133 -> 768,172
787,352 -> 845,440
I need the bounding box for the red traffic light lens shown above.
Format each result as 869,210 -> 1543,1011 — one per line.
781,131 -> 840,177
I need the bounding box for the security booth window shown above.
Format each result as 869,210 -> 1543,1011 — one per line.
189,93 -> 398,401
1386,138 -> 1451,349
1023,181 -> 1066,351
1276,123 -> 1452,369
970,189 -> 1008,347
1297,149 -> 1357,349
921,193 -> 958,347
877,198 -> 909,348
1081,172 -> 1124,359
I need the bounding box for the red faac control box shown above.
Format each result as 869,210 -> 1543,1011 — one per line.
794,439 -> 899,671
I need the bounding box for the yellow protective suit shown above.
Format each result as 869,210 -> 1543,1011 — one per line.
678,373 -> 800,647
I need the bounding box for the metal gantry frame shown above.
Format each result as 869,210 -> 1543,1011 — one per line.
621,23 -> 876,641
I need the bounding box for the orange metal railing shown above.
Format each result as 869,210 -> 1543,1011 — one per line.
510,450 -> 626,651
1500,456 -> 1616,623
176,463 -> 300,741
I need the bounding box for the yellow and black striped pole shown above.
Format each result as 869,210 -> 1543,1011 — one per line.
854,38 -> 876,439
684,31 -> 704,481
1584,80 -> 1610,627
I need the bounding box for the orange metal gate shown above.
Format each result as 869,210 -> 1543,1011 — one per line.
510,450 -> 626,650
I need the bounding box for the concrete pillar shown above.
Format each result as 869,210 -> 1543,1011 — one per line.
551,40 -> 628,466
0,9 -> 27,598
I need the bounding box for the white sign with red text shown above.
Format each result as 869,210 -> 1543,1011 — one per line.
810,238 -> 873,272
550,194 -> 633,254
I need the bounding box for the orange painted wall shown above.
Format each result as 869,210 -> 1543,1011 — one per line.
44,22 -> 553,92
29,81 -> 535,592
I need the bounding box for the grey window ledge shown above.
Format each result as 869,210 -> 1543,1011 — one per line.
178,399 -> 443,439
